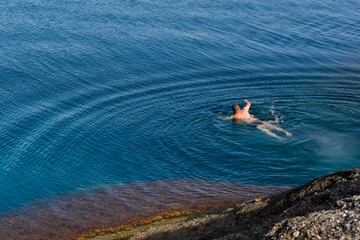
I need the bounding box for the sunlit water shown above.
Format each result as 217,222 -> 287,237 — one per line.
0,0 -> 359,227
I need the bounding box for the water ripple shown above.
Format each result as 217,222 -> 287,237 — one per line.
0,0 -> 359,220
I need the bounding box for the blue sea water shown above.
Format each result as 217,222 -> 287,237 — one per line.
0,0 -> 359,214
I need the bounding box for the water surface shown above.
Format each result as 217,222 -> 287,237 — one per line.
0,0 -> 359,221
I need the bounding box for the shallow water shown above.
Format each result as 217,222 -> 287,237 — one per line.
0,180 -> 285,239
0,0 -> 359,220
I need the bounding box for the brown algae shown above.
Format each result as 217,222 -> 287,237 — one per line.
0,179 -> 286,240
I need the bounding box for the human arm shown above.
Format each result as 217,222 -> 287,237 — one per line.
243,100 -> 251,112
218,116 -> 233,121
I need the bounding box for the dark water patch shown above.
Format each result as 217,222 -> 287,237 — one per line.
0,179 -> 286,240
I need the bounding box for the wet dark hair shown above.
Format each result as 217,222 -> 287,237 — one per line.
232,104 -> 240,114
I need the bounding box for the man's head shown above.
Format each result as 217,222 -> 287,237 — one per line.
232,104 -> 241,114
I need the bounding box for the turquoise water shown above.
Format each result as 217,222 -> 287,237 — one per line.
0,0 -> 360,214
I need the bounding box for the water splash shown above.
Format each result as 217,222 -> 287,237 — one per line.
268,103 -> 283,125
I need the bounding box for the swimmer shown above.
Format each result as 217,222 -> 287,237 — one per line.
219,100 -> 292,140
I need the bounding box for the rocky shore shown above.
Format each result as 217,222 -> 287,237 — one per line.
123,168 -> 360,240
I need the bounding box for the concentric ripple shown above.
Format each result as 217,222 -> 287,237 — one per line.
0,0 -> 360,238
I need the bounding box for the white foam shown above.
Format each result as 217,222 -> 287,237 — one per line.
268,103 -> 283,125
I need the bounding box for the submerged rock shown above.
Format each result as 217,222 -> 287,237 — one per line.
128,168 -> 360,240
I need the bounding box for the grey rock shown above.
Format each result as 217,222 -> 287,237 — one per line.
127,169 -> 360,240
